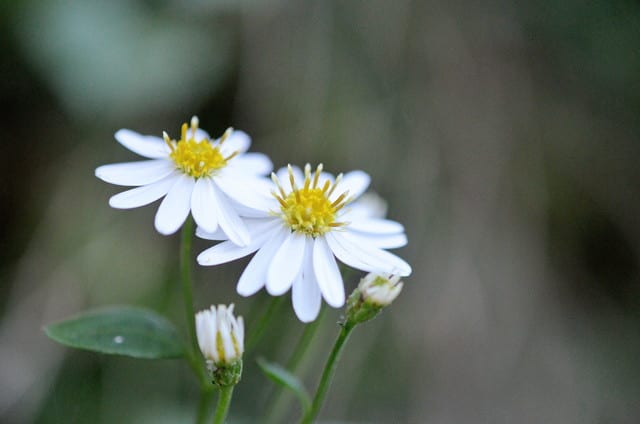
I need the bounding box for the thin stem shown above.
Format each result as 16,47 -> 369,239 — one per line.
196,387 -> 215,424
300,324 -> 355,424
265,306 -> 327,424
212,386 -> 235,424
246,296 -> 285,352
180,217 -> 208,387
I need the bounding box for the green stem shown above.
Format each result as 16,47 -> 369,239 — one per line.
180,217 -> 208,387
265,306 -> 326,424
212,386 -> 235,424
196,387 -> 215,424
300,323 -> 355,424
246,296 -> 284,352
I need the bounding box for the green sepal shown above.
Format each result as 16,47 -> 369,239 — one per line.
208,359 -> 243,387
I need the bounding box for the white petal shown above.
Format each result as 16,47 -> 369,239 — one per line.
195,226 -> 227,241
95,160 -> 174,186
237,227 -> 288,296
347,231 -> 408,249
108,173 -> 179,209
197,240 -> 260,266
312,237 -> 345,307
215,173 -> 276,213
327,232 -> 412,276
331,170 -> 370,202
229,153 -> 273,175
219,130 -> 251,155
191,178 -> 218,233
292,240 -> 322,322
154,175 -> 195,235
210,181 -> 251,247
346,218 -> 405,234
115,129 -> 170,159
197,218 -> 277,241
346,193 -> 388,219
266,232 -> 306,296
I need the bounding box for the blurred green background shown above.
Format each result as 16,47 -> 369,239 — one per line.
1,0 -> 640,423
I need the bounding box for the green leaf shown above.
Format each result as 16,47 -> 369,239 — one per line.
44,306 -> 184,359
256,357 -> 311,413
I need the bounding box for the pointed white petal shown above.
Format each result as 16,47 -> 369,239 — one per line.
331,170 -> 370,202
313,237 -> 345,307
115,129 -> 170,159
219,130 -> 251,155
292,241 -> 322,322
327,232 -> 412,276
197,240 -> 260,266
210,181 -> 251,247
108,172 -> 179,209
191,178 -> 219,233
237,227 -> 288,296
346,193 -> 388,219
197,218 -> 277,241
96,160 -> 174,186
154,175 -> 195,235
347,231 -> 408,249
266,232 -> 306,296
215,173 -> 276,212
346,218 -> 405,234
195,226 -> 227,241
229,153 -> 273,175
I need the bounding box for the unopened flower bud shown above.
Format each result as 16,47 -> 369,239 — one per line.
196,304 -> 244,386
359,273 -> 403,306
344,273 -> 404,326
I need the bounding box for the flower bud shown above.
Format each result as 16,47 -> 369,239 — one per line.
344,273 -> 404,326
196,304 -> 244,386
358,273 -> 403,306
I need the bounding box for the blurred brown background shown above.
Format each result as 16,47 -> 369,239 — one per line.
1,0 -> 640,423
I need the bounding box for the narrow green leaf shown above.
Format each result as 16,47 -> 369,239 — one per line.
256,357 -> 311,413
44,306 -> 184,359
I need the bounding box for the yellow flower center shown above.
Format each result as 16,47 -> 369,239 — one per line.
272,164 -> 350,237
164,117 -> 238,178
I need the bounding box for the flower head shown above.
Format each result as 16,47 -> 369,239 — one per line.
95,117 -> 273,243
344,273 -> 404,326
197,164 -> 411,323
196,304 -> 244,366
358,273 -> 403,306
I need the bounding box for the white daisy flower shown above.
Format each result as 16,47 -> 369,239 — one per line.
95,117 -> 273,244
196,304 -> 244,366
196,164 -> 411,322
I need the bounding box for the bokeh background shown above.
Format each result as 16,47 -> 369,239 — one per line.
2,0 -> 640,423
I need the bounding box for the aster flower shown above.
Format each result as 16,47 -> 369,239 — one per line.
196,304 -> 244,387
357,272 -> 404,307
196,164 -> 411,322
95,117 -> 273,244
196,304 -> 244,366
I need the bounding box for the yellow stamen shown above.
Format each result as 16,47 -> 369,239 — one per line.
166,117 -> 236,178
272,164 -> 350,237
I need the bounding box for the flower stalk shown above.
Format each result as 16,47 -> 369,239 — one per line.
301,273 -> 404,423
300,322 -> 354,424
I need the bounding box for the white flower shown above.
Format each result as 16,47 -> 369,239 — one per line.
95,117 -> 273,243
358,273 -> 403,306
196,304 -> 244,365
196,164 -> 411,322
